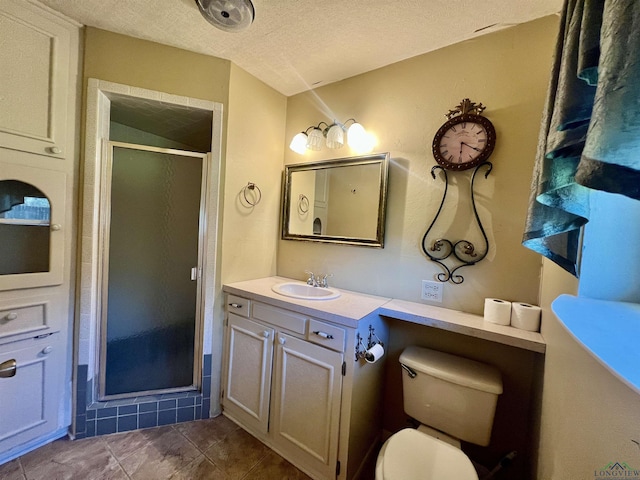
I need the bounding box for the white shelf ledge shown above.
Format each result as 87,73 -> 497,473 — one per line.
552,294 -> 640,394
380,299 -> 546,353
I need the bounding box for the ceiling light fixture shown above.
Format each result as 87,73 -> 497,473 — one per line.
289,119 -> 374,154
195,0 -> 255,33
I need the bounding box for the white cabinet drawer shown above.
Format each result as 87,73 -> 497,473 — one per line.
307,319 -> 345,352
226,294 -> 251,318
252,302 -> 307,335
0,301 -> 49,339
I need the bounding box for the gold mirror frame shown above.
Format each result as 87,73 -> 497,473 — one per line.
281,152 -> 389,247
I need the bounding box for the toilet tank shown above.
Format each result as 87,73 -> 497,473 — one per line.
399,346 -> 503,447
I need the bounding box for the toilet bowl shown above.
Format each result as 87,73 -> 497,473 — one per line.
375,428 -> 478,480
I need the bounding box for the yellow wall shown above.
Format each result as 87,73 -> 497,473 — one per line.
280,17 -> 558,315
82,27 -> 231,179
222,63 -> 287,283
83,28 -> 230,104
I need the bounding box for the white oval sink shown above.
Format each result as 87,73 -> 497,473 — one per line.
272,282 -> 341,300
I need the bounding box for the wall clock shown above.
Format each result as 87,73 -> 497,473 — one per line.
432,98 -> 496,171
421,98 -> 495,284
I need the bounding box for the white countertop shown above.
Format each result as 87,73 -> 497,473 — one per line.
223,276 -> 390,328
223,277 -> 546,353
553,294 -> 640,394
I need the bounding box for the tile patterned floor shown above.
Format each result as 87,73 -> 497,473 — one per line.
0,415 -> 313,480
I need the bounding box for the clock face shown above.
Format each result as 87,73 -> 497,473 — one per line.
432,114 -> 496,171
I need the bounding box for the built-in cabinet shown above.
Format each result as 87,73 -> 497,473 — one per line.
0,0 -> 79,464
0,0 -> 73,159
223,292 -> 388,480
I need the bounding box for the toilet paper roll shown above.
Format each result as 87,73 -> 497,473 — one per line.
484,298 -> 512,325
364,343 -> 385,363
511,302 -> 541,332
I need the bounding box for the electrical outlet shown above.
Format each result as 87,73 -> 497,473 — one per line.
421,280 -> 443,302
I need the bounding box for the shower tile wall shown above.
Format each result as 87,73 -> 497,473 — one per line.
74,354 -> 212,439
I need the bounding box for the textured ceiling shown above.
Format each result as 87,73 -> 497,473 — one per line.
39,0 -> 562,97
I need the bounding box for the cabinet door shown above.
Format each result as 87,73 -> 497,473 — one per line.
222,313 -> 274,435
0,334 -> 63,455
272,332 -> 343,479
0,1 -> 72,158
0,161 -> 66,291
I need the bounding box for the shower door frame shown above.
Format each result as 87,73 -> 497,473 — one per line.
97,140 -> 210,400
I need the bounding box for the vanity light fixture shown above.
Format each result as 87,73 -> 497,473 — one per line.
289,119 -> 373,154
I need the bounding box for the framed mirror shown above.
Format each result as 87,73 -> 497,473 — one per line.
281,152 -> 389,247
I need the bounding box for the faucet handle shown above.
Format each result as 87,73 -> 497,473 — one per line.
305,270 -> 316,286
319,273 -> 333,288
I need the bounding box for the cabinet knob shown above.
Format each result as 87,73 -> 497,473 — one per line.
51,224 -> 62,231
262,331 -> 270,338
228,303 -> 243,309
47,146 -> 62,154
42,346 -> 53,355
278,337 -> 286,345
5,312 -> 18,321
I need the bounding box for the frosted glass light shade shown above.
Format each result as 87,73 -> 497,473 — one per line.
306,128 -> 324,151
347,122 -> 367,149
290,132 -> 308,154
326,124 -> 344,149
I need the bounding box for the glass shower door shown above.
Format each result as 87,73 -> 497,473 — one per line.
100,142 -> 207,398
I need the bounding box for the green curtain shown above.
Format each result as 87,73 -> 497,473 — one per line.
523,0 -> 640,276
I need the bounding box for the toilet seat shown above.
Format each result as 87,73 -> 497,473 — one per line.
376,428 -> 479,480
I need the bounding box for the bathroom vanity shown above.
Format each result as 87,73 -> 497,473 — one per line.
223,277 -> 390,480
222,276 -> 546,480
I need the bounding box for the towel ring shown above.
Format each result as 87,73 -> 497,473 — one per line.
242,182 -> 262,206
298,194 -> 309,214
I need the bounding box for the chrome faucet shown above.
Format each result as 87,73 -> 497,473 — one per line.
305,271 -> 332,288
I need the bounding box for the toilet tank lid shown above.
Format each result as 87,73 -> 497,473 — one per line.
399,346 -> 503,394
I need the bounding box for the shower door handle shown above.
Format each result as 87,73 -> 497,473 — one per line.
0,359 -> 17,378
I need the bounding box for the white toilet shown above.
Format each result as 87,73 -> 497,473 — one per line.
375,346 -> 503,480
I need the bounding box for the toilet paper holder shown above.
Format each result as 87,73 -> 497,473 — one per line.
355,326 -> 384,361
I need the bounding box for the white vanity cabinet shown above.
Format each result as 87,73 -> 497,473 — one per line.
224,298 -> 344,479
222,290 -> 389,480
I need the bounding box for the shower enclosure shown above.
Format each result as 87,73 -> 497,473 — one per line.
99,142 -> 208,399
